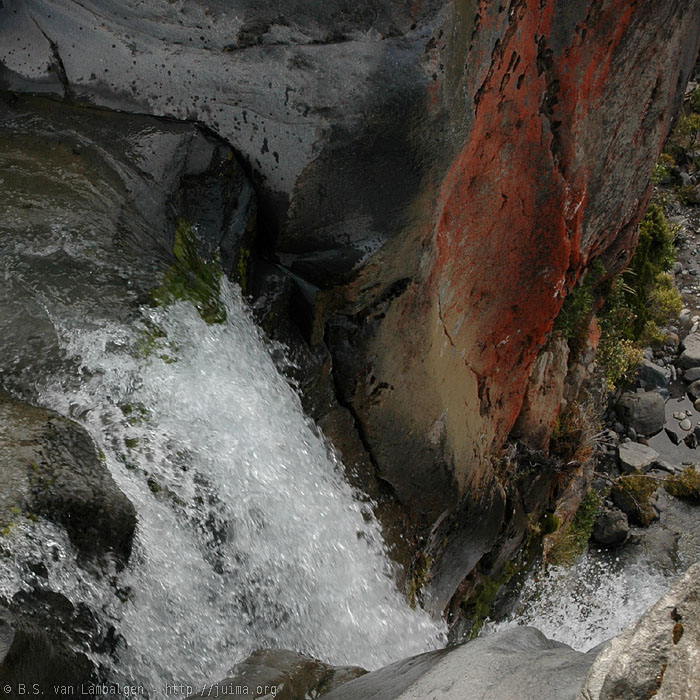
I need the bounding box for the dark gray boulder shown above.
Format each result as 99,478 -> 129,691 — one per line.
187,649 -> 366,700
615,392 -> 666,438
0,393 -> 135,566
636,360 -> 671,389
0,592 -> 104,699
592,508 -> 629,547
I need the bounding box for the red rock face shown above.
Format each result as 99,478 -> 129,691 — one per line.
326,1 -> 700,534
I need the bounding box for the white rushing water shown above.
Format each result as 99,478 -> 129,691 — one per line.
7,280 -> 445,694
483,551 -> 672,652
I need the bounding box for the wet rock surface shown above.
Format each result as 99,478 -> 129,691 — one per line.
0,93 -> 256,397
0,392 -> 135,566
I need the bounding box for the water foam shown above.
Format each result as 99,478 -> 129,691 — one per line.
483,551 -> 672,651
21,281 -> 445,693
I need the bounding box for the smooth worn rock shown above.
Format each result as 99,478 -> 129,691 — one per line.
615,392 -> 666,438
637,359 -> 671,388
579,562 -> 700,699
0,393 -> 135,566
617,442 -> 659,474
322,627 -> 596,700
187,649 -> 367,700
678,331 -> 700,369
0,93 -> 257,388
592,508 -> 630,547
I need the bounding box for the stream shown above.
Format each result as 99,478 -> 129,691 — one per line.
0,278 -> 445,694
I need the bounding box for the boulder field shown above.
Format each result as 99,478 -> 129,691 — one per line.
2,0 -> 700,622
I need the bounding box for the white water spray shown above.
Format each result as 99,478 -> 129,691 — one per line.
483,552 -> 672,651
8,281 -> 445,694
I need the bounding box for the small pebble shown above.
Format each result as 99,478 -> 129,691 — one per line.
680,418 -> 692,431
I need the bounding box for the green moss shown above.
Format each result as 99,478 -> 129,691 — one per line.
408,552 -> 433,609
121,402 -> 149,424
462,562 -> 519,639
547,489 -> 602,565
611,474 -> 659,526
152,218 -> 226,325
540,511 -> 560,536
664,467 -> 700,502
124,437 -> 139,449
147,476 -> 163,495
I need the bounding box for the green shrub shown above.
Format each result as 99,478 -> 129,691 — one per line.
593,204 -> 680,390
678,112 -> 700,151
664,467 -> 700,502
547,489 -> 601,565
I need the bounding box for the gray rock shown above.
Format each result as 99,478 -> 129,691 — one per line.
322,627 -> 596,700
0,590 -> 106,698
687,380 -> 700,401
617,442 -> 660,474
188,649 -> 366,699
679,308 -> 692,324
591,508 -> 629,546
0,393 -> 136,565
683,366 -> 700,382
678,331 -> 700,369
615,392 -> 666,438
579,562 -> 700,699
679,417 -> 693,431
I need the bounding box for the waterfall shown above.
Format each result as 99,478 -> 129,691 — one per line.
2,279 -> 445,694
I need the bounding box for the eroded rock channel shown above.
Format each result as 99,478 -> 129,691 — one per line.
1,1 -> 700,699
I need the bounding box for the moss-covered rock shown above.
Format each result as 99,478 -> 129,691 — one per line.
664,466 -> 700,502
547,490 -> 602,565
611,475 -> 660,527
152,218 -> 227,325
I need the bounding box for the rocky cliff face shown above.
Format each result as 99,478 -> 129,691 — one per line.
2,0 -> 699,609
